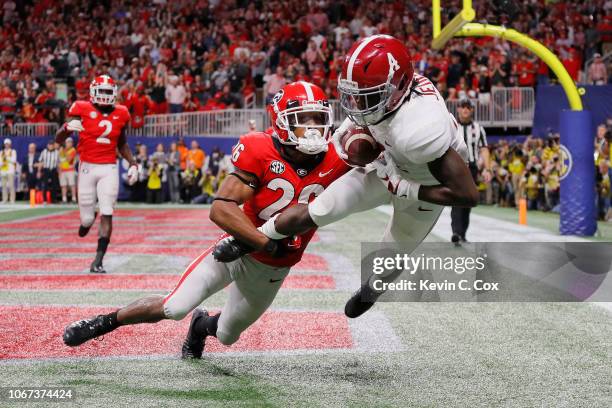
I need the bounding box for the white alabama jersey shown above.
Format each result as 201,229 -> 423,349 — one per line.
366,74 -> 468,185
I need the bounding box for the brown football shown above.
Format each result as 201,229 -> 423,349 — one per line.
340,125 -> 382,167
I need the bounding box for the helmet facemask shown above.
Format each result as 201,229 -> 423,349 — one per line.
276,102 -> 333,155
338,78 -> 396,127
91,83 -> 118,106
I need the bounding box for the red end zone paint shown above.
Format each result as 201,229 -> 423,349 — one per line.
0,274 -> 335,290
0,245 -> 215,258
0,306 -> 352,359
0,258 -> 91,273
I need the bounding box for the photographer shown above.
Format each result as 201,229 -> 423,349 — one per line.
146,157 -> 163,204
180,160 -> 201,203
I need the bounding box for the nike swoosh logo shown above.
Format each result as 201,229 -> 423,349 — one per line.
418,206 -> 433,212
269,278 -> 283,283
319,169 -> 333,177
384,141 -> 392,147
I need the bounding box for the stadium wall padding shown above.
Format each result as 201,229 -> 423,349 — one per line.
533,85 -> 612,137
559,110 -> 597,236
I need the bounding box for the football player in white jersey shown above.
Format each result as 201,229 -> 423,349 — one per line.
214,35 -> 479,318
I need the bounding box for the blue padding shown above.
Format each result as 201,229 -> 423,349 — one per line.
559,110 -> 596,236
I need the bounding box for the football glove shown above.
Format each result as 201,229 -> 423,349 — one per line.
126,164 -> 139,186
212,236 -> 255,262
330,119 -> 351,162
212,236 -> 279,263
65,119 -> 85,132
370,153 -> 421,200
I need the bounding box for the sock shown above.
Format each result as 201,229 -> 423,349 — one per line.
193,313 -> 219,337
105,310 -> 121,330
94,237 -> 110,265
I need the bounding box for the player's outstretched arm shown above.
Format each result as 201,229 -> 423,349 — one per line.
421,147 -> 479,207
268,204 -> 316,237
210,170 -> 270,250
55,116 -> 83,144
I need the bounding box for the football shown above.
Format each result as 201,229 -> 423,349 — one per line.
340,125 -> 382,167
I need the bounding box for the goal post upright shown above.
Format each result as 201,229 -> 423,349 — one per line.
430,1 -> 596,236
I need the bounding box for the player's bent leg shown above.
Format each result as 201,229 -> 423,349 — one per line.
308,167 -> 391,228
345,199 -> 444,318
215,256 -> 289,346
77,162 -> 98,236
89,164 -> 119,273
63,247 -> 231,348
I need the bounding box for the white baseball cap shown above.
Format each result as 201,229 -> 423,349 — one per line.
65,137 -> 73,143
3,138 -> 11,145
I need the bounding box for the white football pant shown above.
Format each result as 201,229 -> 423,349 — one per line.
163,249 -> 289,345
77,161 -> 119,226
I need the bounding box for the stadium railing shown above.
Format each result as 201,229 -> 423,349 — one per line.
4,87 -> 535,138
0,122 -> 60,138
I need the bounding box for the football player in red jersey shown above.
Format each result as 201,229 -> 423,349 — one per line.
62,81 -> 351,358
56,75 -> 139,274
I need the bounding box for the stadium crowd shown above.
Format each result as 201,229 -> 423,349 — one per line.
474,119 -> 612,221
0,136 -> 232,205
0,0 -> 611,130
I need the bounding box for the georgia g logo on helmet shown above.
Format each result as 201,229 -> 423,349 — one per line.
338,35 -> 414,127
267,81 -> 334,156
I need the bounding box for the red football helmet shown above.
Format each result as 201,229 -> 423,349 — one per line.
338,35 -> 414,126
90,75 -> 118,106
268,81 -> 333,155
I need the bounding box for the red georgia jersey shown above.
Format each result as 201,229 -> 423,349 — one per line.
231,132 -> 351,267
68,101 -> 131,164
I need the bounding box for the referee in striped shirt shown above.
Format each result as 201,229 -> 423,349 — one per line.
38,139 -> 60,203
451,99 -> 489,245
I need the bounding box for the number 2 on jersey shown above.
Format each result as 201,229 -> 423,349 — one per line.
258,178 -> 324,220
96,120 -> 112,144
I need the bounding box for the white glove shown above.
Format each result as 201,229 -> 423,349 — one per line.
66,119 -> 84,132
127,164 -> 139,186
330,119 -> 350,162
382,174 -> 421,200
371,153 -> 421,200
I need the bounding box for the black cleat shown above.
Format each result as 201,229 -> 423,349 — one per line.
451,233 -> 461,247
344,283 -> 382,319
78,213 -> 97,237
90,262 -> 106,274
182,308 -> 209,359
63,315 -> 116,347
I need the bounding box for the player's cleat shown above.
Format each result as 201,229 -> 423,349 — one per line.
78,212 -> 97,237
63,315 -> 116,346
182,308 -> 209,359
344,282 -> 382,318
451,233 -> 461,247
90,261 -> 106,274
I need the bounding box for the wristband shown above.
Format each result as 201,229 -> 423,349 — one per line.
258,214 -> 288,240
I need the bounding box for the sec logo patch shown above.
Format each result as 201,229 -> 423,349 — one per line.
559,144 -> 572,180
270,161 -> 285,174
90,111 -> 98,119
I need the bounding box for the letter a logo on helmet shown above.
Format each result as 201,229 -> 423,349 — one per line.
338,35 -> 414,127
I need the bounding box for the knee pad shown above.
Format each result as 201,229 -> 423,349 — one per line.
80,212 -> 96,228
162,297 -> 190,321
216,329 -> 239,346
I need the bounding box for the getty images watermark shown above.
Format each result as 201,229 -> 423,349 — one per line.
360,242 -> 612,302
